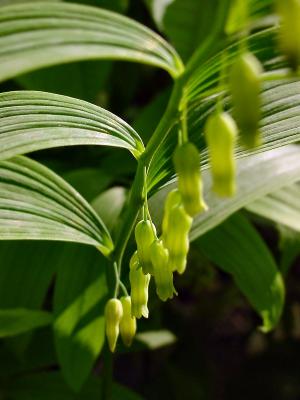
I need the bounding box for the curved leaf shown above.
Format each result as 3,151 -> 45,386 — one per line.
196,213 -> 284,332
0,1 -> 183,82
0,91 -> 144,160
0,156 -> 113,255
246,183 -> 300,232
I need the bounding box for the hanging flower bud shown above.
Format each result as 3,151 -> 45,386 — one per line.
104,298 -> 123,353
162,189 -> 182,235
277,0 -> 300,71
204,111 -> 238,197
230,51 -> 263,148
119,296 -> 136,347
163,203 -> 192,274
173,142 -> 207,217
135,220 -> 157,275
150,240 -> 176,301
129,251 -> 150,319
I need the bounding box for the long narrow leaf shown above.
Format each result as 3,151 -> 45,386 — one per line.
0,91 -> 144,160
0,1 -> 183,82
0,156 -> 113,255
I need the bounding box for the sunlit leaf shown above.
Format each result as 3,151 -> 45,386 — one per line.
0,1 -> 183,82
0,156 -> 113,255
0,91 -> 144,160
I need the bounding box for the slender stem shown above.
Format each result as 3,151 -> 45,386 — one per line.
102,343 -> 113,400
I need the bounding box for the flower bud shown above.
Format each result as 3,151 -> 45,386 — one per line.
162,189 -> 182,235
230,51 -> 263,148
277,0 -> 300,71
163,204 -> 192,274
150,240 -> 176,301
173,142 -> 207,216
204,111 -> 238,197
129,251 -> 150,319
120,296 -> 136,347
104,298 -> 123,353
135,220 -> 157,275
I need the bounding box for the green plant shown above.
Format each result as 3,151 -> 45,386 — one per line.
0,0 -> 300,398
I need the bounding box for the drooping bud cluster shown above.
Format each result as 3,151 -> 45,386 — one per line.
135,220 -> 156,275
105,295 -> 137,352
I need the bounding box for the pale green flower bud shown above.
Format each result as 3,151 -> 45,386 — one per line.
104,298 -> 123,353
230,51 -> 263,148
135,220 -> 157,274
150,240 -> 176,301
277,0 -> 300,71
204,111 -> 238,197
173,142 -> 208,217
120,296 -> 137,347
129,252 -> 150,319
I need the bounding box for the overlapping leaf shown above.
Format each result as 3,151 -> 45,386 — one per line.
0,91 -> 144,160
246,183 -> 300,232
0,1 -> 183,82
196,213 -> 284,332
0,156 -> 113,255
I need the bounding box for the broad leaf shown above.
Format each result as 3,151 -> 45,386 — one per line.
246,183 -> 300,233
0,156 -> 113,255
196,213 -> 284,332
53,244 -> 107,392
0,1 -> 183,82
278,225 -> 300,275
0,242 -> 58,309
0,91 -> 144,160
0,309 -> 52,338
149,145 -> 300,240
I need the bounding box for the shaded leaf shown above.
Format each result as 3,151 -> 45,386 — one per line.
0,309 -> 52,338
196,213 -> 284,332
0,1 -> 183,82
0,156 -> 113,255
53,244 -> 107,392
0,91 -> 144,160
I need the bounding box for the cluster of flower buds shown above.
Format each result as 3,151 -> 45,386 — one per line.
105,296 -> 136,352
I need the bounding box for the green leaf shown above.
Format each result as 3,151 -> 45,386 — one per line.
0,1 -> 183,82
16,61 -> 112,103
53,244 -> 107,392
196,213 -> 284,332
0,156 -> 113,255
0,91 -> 144,160
158,0 -> 230,61
150,145 -> 300,239
0,309 -> 52,338
91,186 -> 127,232
0,242 -> 58,309
278,225 -> 300,275
246,183 -> 300,233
